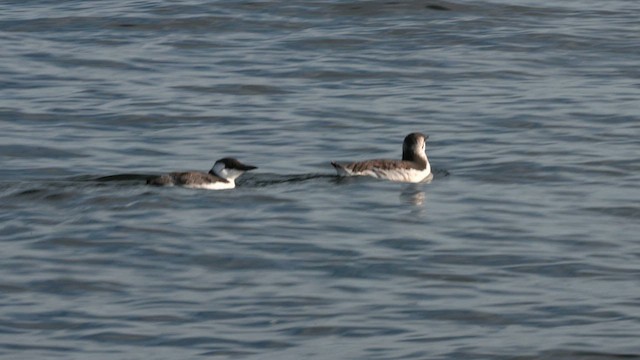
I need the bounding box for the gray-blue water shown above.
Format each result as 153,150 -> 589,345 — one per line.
1,1 -> 639,359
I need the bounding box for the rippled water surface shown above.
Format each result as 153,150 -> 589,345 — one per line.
1,0 -> 640,359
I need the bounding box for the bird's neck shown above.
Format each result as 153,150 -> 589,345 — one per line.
403,149 -> 427,161
403,150 -> 429,169
209,169 -> 232,182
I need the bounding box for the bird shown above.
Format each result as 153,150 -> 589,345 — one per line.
331,132 -> 431,183
146,157 -> 257,190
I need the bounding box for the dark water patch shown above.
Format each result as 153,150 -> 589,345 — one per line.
93,174 -> 156,183
0,342 -> 75,353
51,55 -> 152,72
0,179 -> 158,208
531,305 -> 625,322
5,186 -> 75,202
0,283 -> 28,294
242,173 -> 336,188
28,278 -> 127,296
120,314 -> 188,324
0,14 -> 276,36
31,222 -> 186,252
582,206 -> 640,220
461,161 -> 572,184
252,241 -> 361,258
400,308 -> 517,327
0,16 -> 112,33
302,255 -> 473,281
578,159 -> 640,176
430,253 -> 540,270
488,350 -> 640,360
187,310 -> 251,322
174,84 -> 292,96
0,144 -> 85,159
476,2 -> 581,21
326,0 -> 461,18
107,15 -> 308,38
193,253 -> 283,272
32,236 -> 121,250
440,350 -> 606,360
426,4 -> 451,11
0,109 -> 235,128
400,334 -> 476,344
199,349 -> 255,357
157,337 -> 293,350
398,271 -> 482,285
374,237 -> 434,252
0,310 -> 106,332
284,324 -> 406,337
79,331 -> 155,345
286,36 -> 373,51
504,261 -> 637,279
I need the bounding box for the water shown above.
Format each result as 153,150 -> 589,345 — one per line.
1,0 -> 639,359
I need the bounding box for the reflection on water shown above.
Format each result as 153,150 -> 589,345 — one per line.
400,184 -> 427,206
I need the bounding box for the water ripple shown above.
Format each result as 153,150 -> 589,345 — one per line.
2,0 -> 640,358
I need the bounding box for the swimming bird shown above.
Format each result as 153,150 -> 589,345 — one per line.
331,132 -> 431,183
146,157 -> 257,190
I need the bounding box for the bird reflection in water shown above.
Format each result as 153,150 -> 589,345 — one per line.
400,174 -> 432,206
